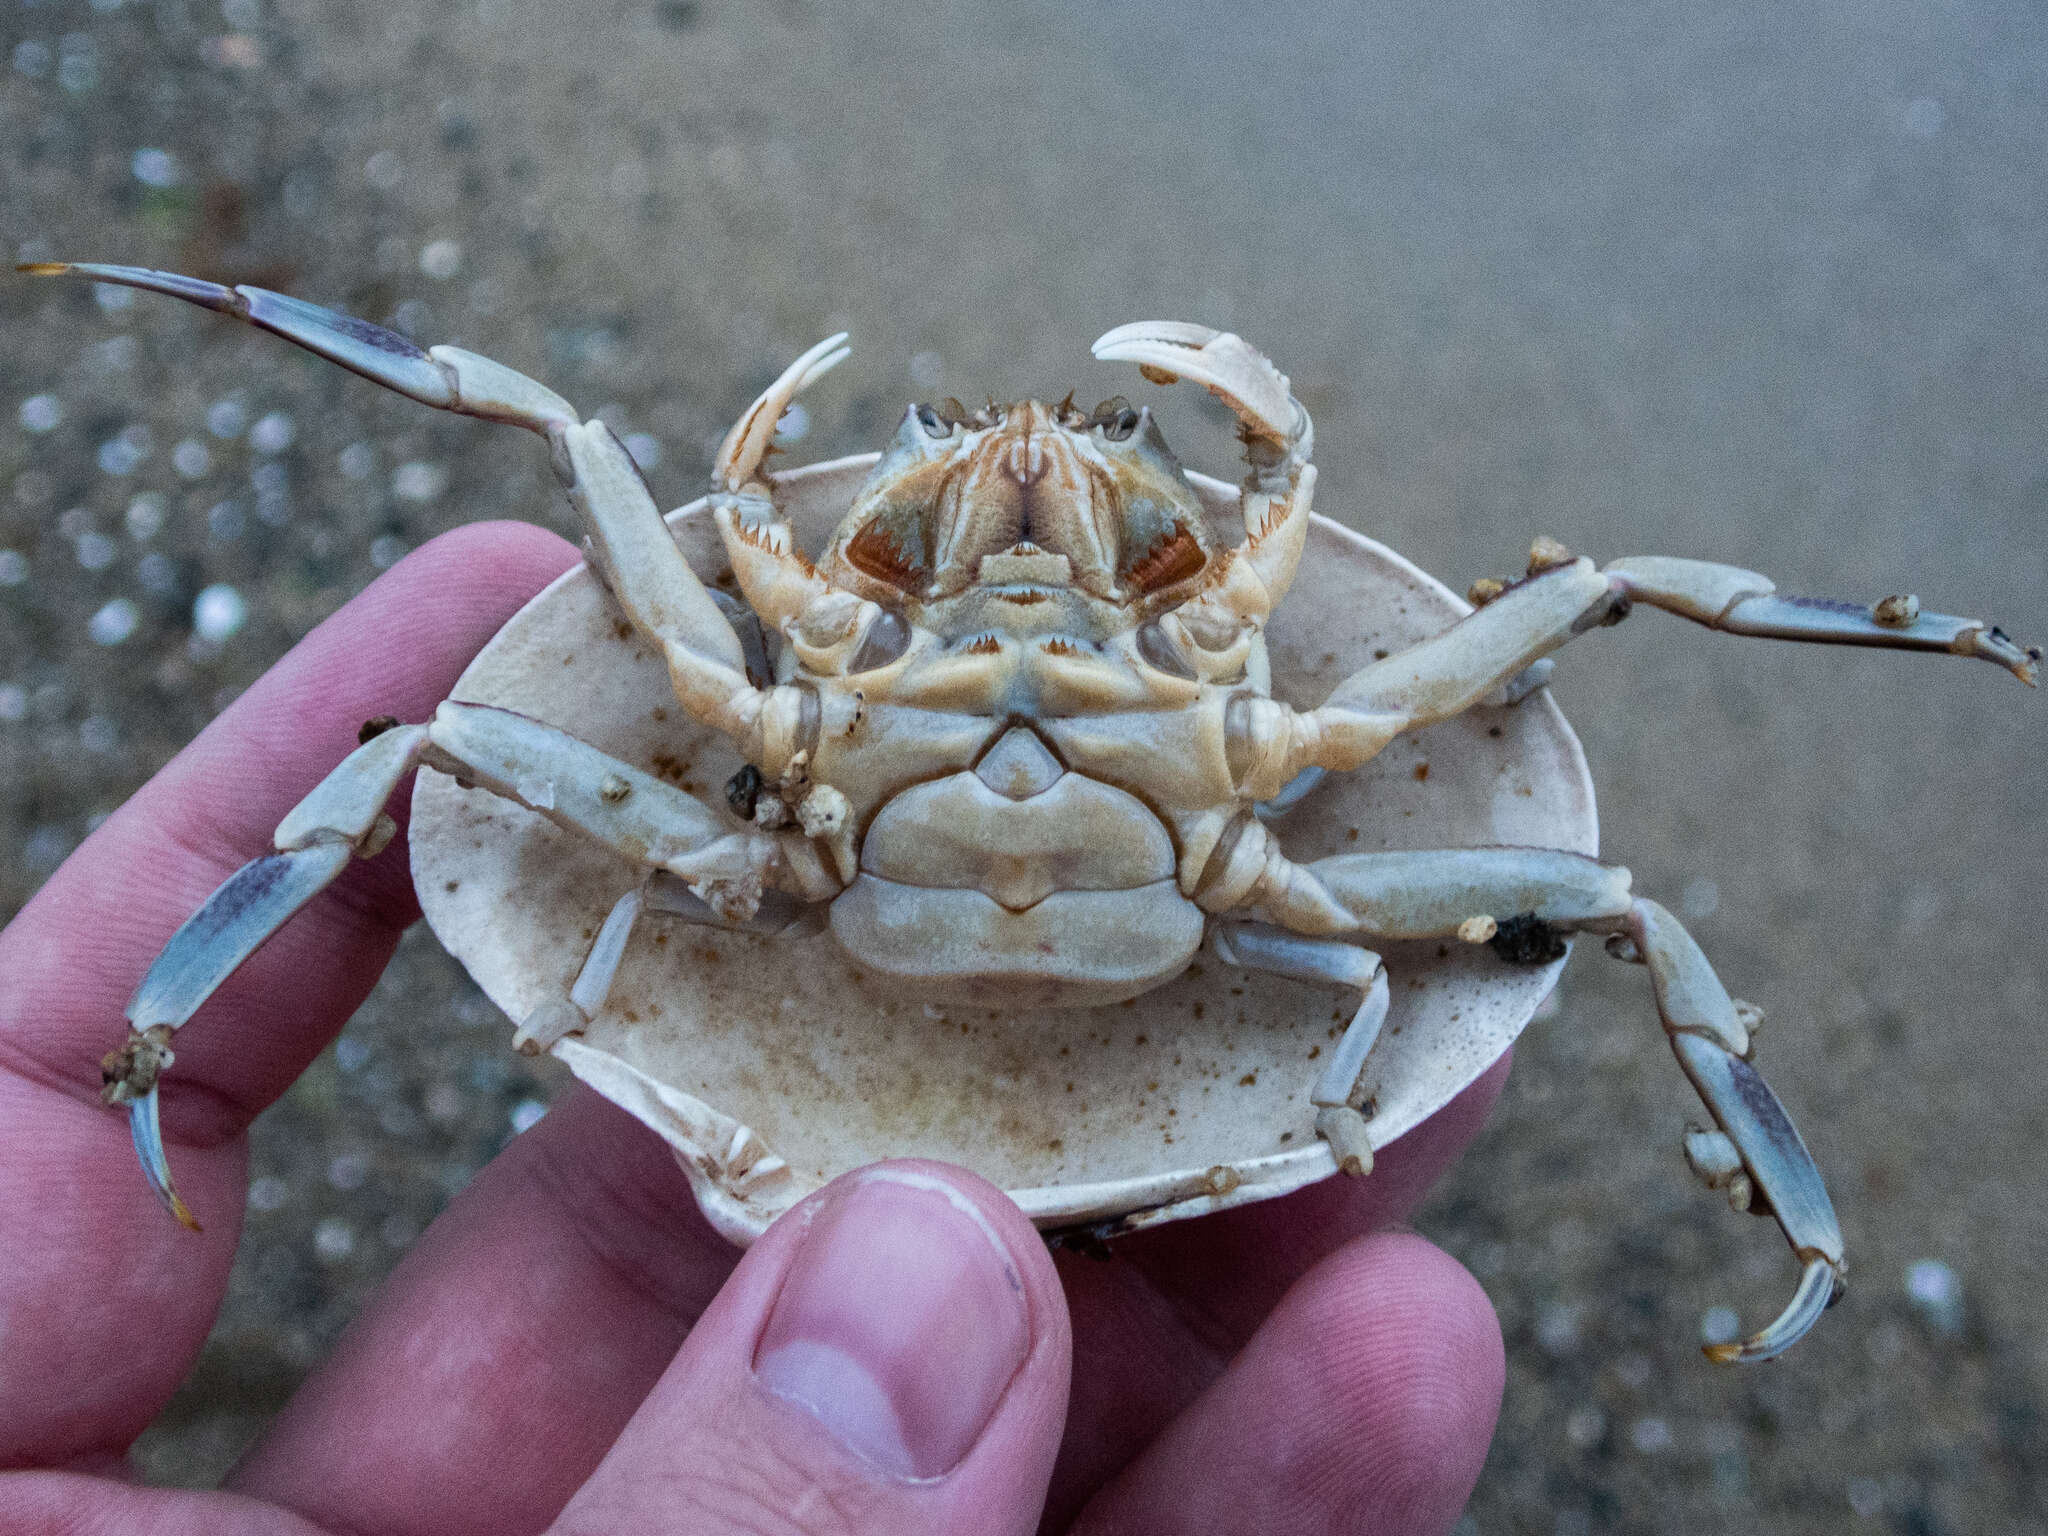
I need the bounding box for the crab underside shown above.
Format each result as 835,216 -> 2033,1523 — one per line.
34,260 -> 2035,1366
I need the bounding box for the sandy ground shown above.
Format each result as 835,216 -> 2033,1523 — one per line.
3,1 -> 2044,1530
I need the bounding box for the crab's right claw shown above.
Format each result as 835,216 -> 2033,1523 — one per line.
713,331 -> 850,493
1670,1031 -> 1847,1363
1091,321 -> 1306,459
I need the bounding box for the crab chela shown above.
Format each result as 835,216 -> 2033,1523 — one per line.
29,261 -> 2038,1366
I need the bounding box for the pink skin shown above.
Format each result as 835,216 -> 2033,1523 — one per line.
0,523 -> 1505,1535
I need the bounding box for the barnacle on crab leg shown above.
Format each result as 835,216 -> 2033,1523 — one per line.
18,263 -> 766,739
1218,841 -> 1843,1361
112,703 -> 834,1223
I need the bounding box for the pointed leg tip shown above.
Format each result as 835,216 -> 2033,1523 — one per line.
126,1087 -> 201,1231
1699,1256 -> 1842,1365
17,260 -> 72,276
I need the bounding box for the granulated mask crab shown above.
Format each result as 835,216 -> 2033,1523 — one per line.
34,262 -> 2037,1365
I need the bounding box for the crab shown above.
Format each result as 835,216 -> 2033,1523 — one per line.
26,260 -> 2039,1367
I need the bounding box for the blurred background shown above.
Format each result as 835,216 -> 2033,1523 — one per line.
3,0 -> 2043,1529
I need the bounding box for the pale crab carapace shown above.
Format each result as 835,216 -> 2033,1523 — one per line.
27,260 -> 2037,1364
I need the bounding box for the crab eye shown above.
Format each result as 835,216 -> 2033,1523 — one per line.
1090,398 -> 1140,441
914,403 -> 949,439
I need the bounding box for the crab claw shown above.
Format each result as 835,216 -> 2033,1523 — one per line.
1091,321 -> 1306,461
713,331 -> 851,493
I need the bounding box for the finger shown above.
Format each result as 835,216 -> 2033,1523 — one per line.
1067,1234 -> 1504,1536
0,522 -> 576,1468
553,1162 -> 1071,1536
0,1471 -> 326,1535
1043,1052 -> 1509,1526
228,1088 -> 738,1536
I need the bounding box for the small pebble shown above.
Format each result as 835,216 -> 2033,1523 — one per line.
338,442 -> 376,480
509,1098 -> 548,1134
173,438 -> 212,478
335,1037 -> 371,1072
1535,1300 -> 1580,1355
18,393 -> 62,433
364,150 -> 403,191
98,425 -> 152,475
326,1151 -> 371,1191
88,598 -> 139,646
126,493 -> 165,539
1564,1406 -> 1605,1449
79,715 -> 117,752
392,461 -> 448,502
207,500 -> 246,541
13,41 -> 52,80
1700,1305 -> 1742,1347
369,534 -> 410,569
131,147 -> 182,188
313,1217 -> 356,1262
0,685 -> 25,722
1904,1258 -> 1964,1336
94,282 -> 136,314
247,1175 -> 288,1212
249,412 -> 296,454
1848,1476 -> 1885,1517
23,826 -> 72,873
74,531 -> 116,571
193,584 -> 248,642
207,398 -> 248,438
419,239 -> 463,280
0,550 -> 27,586
1630,1416 -> 1672,1453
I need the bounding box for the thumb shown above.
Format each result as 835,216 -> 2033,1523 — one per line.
549,1161 -> 1072,1535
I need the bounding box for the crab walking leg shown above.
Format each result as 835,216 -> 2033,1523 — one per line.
1226,548 -> 2039,795
1217,841 -> 1844,1361
1612,900 -> 1846,1363
512,870 -> 817,1057
1211,924 -> 1389,1176
18,263 -> 761,741
112,705 -> 837,1224
111,723 -> 435,1227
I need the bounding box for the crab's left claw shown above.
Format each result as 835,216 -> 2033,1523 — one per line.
1091,321 -> 1308,463
713,331 -> 850,494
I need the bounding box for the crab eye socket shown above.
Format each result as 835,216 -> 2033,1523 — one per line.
914,403 -> 949,439
1090,398 -> 1141,441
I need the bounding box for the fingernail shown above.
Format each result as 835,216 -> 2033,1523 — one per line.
753,1170 -> 1030,1480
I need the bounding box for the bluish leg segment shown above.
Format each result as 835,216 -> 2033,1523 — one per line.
1211,923 -> 1388,1176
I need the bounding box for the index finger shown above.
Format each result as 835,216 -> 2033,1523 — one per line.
0,521 -> 575,1470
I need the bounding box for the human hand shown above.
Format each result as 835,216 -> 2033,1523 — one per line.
0,523 -> 1505,1535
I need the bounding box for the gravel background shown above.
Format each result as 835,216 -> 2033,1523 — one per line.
4,1 -> 2044,1531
